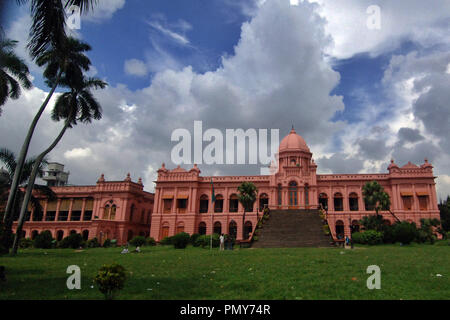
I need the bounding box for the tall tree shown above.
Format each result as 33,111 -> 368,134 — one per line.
12,75 -> 106,254
237,182 -> 258,240
0,148 -> 50,254
3,37 -> 91,228
4,0 -> 99,242
0,39 -> 32,113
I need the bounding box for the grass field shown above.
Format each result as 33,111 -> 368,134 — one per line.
0,243 -> 449,300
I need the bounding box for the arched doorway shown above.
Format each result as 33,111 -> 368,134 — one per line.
213,222 -> 222,235
82,230 -> 89,241
161,223 -> 170,239
244,221 -> 253,240
335,220 -> 345,240
127,230 -> 133,241
229,221 -> 237,238
176,222 -> 185,234
31,230 -> 39,240
198,222 -> 207,235
277,184 -> 282,206
288,181 -> 298,208
351,220 -> 360,233
319,193 -> 328,210
56,230 -> 64,241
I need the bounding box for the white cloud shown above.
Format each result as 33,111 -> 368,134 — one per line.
147,19 -> 191,46
124,59 -> 149,77
83,0 -> 126,22
305,0 -> 450,59
64,147 -> 93,159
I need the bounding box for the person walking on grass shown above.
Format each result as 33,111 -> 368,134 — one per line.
219,233 -> 225,251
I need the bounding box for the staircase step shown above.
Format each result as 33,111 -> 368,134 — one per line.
252,209 -> 332,248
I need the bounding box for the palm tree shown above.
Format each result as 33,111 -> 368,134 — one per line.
3,37 -> 91,229
12,75 -> 106,254
16,0 -> 98,58
4,0 -> 100,241
362,181 -> 391,217
237,182 -> 258,240
0,148 -> 51,254
0,39 -> 33,113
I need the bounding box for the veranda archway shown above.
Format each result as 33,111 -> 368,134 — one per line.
335,220 -> 345,239
228,220 -> 237,238
319,193 -> 328,210
198,222 -> 207,235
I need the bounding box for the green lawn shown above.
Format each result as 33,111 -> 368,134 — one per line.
0,243 -> 449,300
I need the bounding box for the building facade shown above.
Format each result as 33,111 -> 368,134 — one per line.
150,128 -> 440,241
14,173 -> 154,245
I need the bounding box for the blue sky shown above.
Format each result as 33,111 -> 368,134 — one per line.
1,0 -> 450,197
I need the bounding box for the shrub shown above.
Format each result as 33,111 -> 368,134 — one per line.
351,230 -> 383,245
351,232 -> 364,244
87,237 -> 100,248
59,233 -> 83,249
110,239 -> 117,247
195,234 -> 220,248
322,224 -> 330,235
393,221 -> 417,245
19,237 -> 33,249
172,232 -> 190,249
190,233 -> 200,246
381,225 -> 396,244
160,236 -> 173,246
145,237 -> 156,246
129,236 -> 145,247
103,239 -> 111,248
34,230 -> 54,249
93,263 -> 127,300
253,236 -> 259,241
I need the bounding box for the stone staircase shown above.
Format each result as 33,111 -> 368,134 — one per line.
252,209 -> 333,248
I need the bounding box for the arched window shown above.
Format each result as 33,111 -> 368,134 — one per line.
288,181 -> 298,207
56,230 -> 64,241
244,221 -> 253,240
259,193 -> 269,211
161,222 -> 170,239
278,184 -> 282,206
319,193 -> 328,211
70,230 -> 77,236
229,194 -> 238,212
198,222 -> 207,235
214,222 -> 222,235
214,195 -> 224,213
349,193 -> 358,211
335,220 -> 345,239
130,204 -> 135,222
334,192 -> 343,211
229,221 -> 237,238
199,195 -> 209,213
103,205 -> 110,219
82,230 -> 89,241
176,222 -> 185,234
110,205 -> 116,220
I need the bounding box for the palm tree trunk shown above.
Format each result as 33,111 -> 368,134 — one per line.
242,209 -> 246,240
3,70 -> 62,224
11,119 -> 69,255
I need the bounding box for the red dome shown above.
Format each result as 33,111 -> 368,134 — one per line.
279,128 -> 310,152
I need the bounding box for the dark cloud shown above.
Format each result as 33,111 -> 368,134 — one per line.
317,153 -> 364,174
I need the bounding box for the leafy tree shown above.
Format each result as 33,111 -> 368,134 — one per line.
360,214 -> 384,232
94,263 -> 127,300
129,236 -> 146,247
438,196 -> 450,232
237,182 -> 258,240
362,181 -> 391,217
0,39 -> 32,113
392,221 -> 417,245
33,230 -> 53,249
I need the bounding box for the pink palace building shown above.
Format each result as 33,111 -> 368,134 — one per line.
150,128 -> 440,242
12,171 -> 154,245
